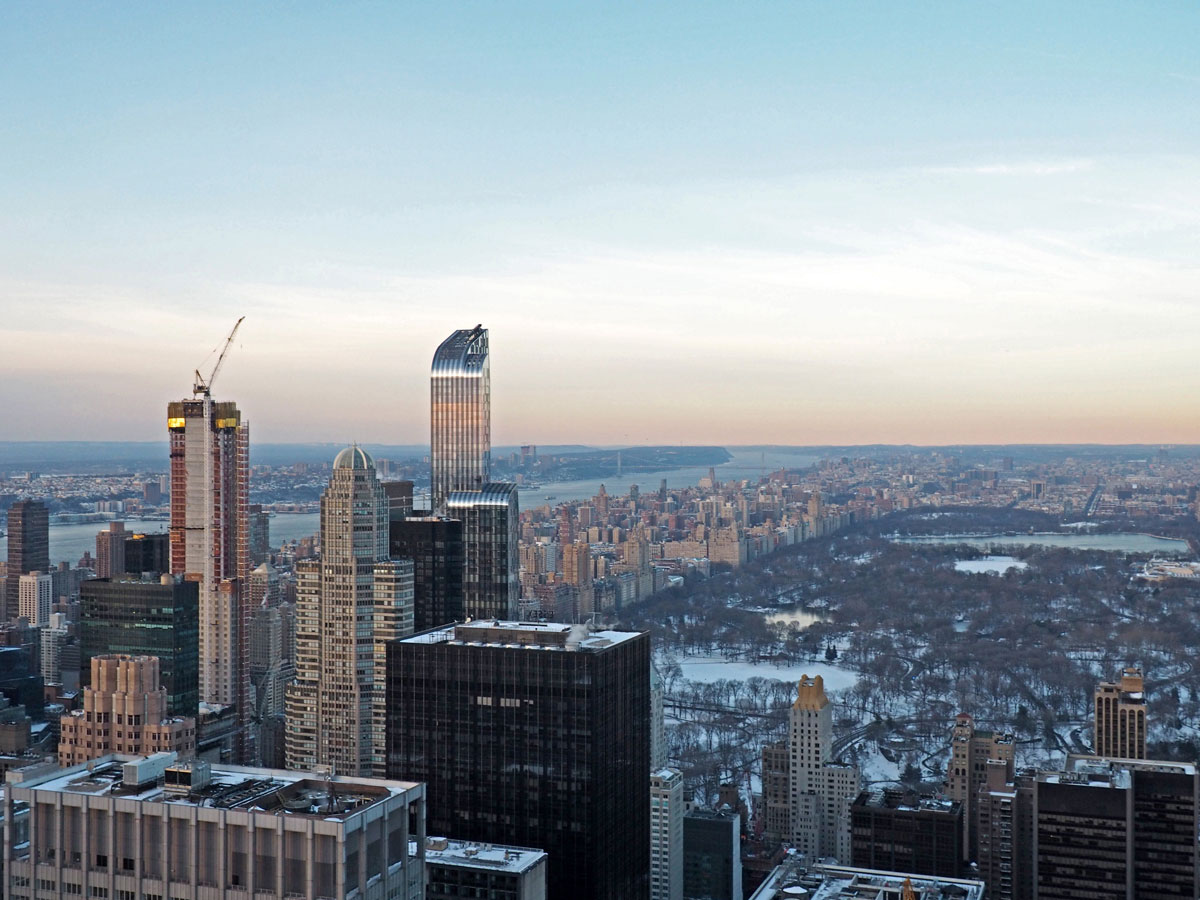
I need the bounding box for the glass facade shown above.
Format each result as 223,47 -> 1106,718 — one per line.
389,516 -> 464,633
79,577 -> 200,718
430,326 -> 491,513
387,627 -> 651,900
5,500 -> 49,620
446,485 -> 519,622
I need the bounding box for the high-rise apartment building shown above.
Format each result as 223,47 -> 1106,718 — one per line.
389,515 -> 464,632
447,485 -> 519,621
4,755 -> 427,900
946,712 -> 1014,862
387,621 -> 650,900
761,741 -> 791,843
431,325 -> 491,512
168,394 -> 250,756
1094,667 -> 1147,760
17,572 -> 53,625
95,521 -> 126,578
788,674 -> 860,862
79,575 -> 200,718
285,446 -> 414,777
5,499 -> 49,619
58,654 -> 196,765
651,768 -> 684,900
976,760 -> 1034,900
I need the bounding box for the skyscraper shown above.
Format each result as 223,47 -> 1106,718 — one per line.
1094,667 -> 1146,760
285,446 -> 414,777
17,572 -> 52,625
79,575 -> 200,718
5,499 -> 49,619
388,621 -> 650,900
431,325 -> 491,512
946,712 -> 1015,863
95,520 -> 126,578
788,674 -> 860,862
168,394 -> 250,756
389,515 -> 465,632
447,484 -> 519,621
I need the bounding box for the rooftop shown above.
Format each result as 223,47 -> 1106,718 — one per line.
333,444 -> 375,471
854,789 -> 960,815
13,755 -> 420,820
424,837 -> 546,874
1065,754 -> 1196,777
751,860 -> 985,900
400,620 -> 643,651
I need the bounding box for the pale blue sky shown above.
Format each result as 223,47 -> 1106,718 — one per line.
2,4 -> 1199,444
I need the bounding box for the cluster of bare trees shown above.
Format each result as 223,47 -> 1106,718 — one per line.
620,508 -> 1200,797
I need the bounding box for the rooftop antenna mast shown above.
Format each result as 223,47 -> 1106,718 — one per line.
193,316 -> 245,396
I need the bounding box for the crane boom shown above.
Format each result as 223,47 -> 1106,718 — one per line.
193,316 -> 245,396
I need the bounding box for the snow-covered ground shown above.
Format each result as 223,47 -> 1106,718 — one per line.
954,555 -> 1028,575
671,655 -> 859,690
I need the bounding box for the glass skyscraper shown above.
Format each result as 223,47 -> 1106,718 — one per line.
79,575 -> 200,718
430,325 -> 491,513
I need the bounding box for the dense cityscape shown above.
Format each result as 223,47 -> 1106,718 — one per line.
5,3 -> 1198,898
0,322 -> 1198,899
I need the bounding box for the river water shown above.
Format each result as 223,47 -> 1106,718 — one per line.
515,447 -> 819,508
4,448 -> 820,566
895,532 -> 1191,555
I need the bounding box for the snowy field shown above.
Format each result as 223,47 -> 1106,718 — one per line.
669,655 -> 859,690
954,555 -> 1028,575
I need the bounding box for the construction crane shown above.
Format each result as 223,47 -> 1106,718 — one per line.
193,317 -> 245,397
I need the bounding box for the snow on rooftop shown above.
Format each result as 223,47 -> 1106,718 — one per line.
400,621 -> 642,649
424,837 -> 546,874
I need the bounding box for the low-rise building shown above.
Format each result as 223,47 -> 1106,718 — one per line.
424,837 -> 547,900
3,754 -> 427,900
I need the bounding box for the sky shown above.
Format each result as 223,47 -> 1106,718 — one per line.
2,3 -> 1199,446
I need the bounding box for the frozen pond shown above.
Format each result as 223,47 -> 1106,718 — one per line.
954,556 -> 1028,575
664,655 -> 858,690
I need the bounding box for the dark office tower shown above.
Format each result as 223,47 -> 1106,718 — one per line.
248,503 -> 270,565
389,516 -> 464,632
383,481 -> 415,521
447,484 -> 519,621
5,500 -> 49,619
79,575 -> 200,718
683,808 -> 742,900
850,789 -> 964,878
1033,756 -> 1199,900
122,531 -> 169,575
431,325 -> 490,512
388,621 -> 651,900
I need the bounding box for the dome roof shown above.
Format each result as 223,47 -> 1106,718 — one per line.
333,445 -> 375,470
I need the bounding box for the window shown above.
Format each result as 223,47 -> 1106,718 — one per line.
89,888 -> 108,899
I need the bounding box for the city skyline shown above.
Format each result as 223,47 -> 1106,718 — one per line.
2,5 -> 1199,446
